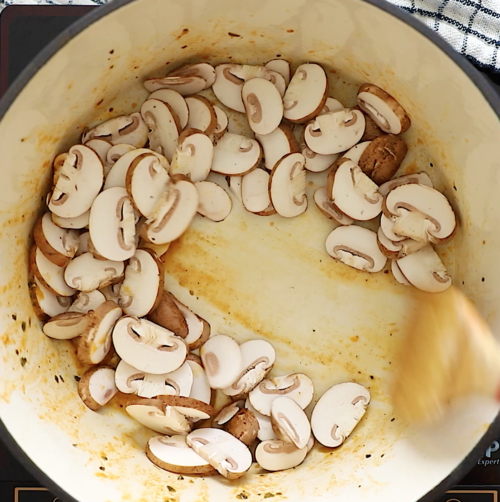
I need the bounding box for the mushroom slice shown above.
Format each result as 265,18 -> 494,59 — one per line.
246,399 -> 277,441
304,109 -> 365,155
185,96 -> 217,137
169,62 -> 216,89
214,400 -> 246,427
64,252 -> 125,292
378,172 -> 433,197
357,83 -> 411,135
384,184 -> 456,244
85,138 -> 112,165
187,428 -> 252,479
302,147 -> 338,173
326,225 -> 387,272
269,153 -> 307,218
30,246 -> 76,297
170,129 -> 214,182
377,226 -> 425,260
332,160 -> 383,221
83,113 -> 149,148
51,210 -> 90,230
396,245 -> 452,293
119,249 -> 164,317
113,317 -> 187,374
101,282 -> 121,303
283,63 -> 328,123
241,168 -> 275,216
48,145 -> 103,218
321,97 -> 344,114
76,233 -> 89,256
255,440 -> 307,472
29,277 -> 71,320
313,187 -> 353,226
227,408 -> 260,446
125,153 -> 170,217
212,133 -> 261,176
255,124 -> 299,172
212,64 -> 245,113
78,366 -> 117,411
141,99 -> 181,162
140,240 -> 170,258
144,75 -> 206,95
149,89 -> 189,129
242,78 -> 283,135
42,312 -> 89,340
227,175 -> 243,202
115,360 -> 193,398
146,435 -> 217,476
343,141 -> 372,165
89,187 -> 137,261
380,213 -> 405,242
358,134 -> 407,184
33,212 -> 79,267
195,181 -> 232,222
105,143 -> 136,173
311,382 -> 370,447
229,65 -> 286,97
271,396 -> 311,449
265,59 -> 291,86
70,290 -> 106,314
158,395 -> 214,420
148,291 -> 188,338
222,339 -> 276,396
126,397 -> 191,434
248,373 -> 314,416
186,356 -> 212,405
391,259 -> 411,286
213,105 -> 229,141
200,334 -> 242,389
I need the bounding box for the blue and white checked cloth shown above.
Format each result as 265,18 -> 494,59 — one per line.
1,0 -> 500,72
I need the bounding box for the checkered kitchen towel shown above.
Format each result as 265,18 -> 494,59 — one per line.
0,0 -> 500,72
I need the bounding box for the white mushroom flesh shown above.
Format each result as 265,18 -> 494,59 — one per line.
302,147 -> 338,173
378,172 -> 433,197
357,90 -> 404,134
185,96 -> 217,136
321,97 -> 344,114
241,168 -> 273,214
195,181 -> 233,222
212,64 -> 245,113
149,89 -> 189,129
32,277 -> 71,318
186,358 -> 212,405
343,141 -> 372,165
85,138 -> 112,165
83,113 -> 149,148
144,75 -> 206,95
70,290 -> 106,314
87,367 -> 118,406
313,187 -> 353,226
200,334 -> 242,389
212,133 -> 261,176
127,401 -> 191,434
256,126 -> 297,172
265,59 -> 291,86
246,399 -> 277,441
32,246 -> 76,297
36,212 -> 79,264
256,440 -> 308,472
213,105 -> 229,140
391,259 -> 411,286
51,210 -> 90,230
170,131 -> 214,182
271,396 -> 311,449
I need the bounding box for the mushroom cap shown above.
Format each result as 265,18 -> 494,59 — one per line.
195,181 -> 233,222
326,225 -> 387,273
42,312 -> 89,340
144,75 -> 207,95
51,210 -> 90,230
185,96 -> 217,137
357,83 -> 411,135
271,396 -> 311,449
149,89 -> 189,130
212,64 -> 245,112
85,138 -> 112,165
212,105 -> 229,141
378,171 -> 433,197
304,109 -> 366,155
265,59 -> 291,86
226,408 -> 260,446
78,366 -> 117,411
48,145 -> 104,218
269,152 -> 307,218
212,133 -> 262,176
89,187 -> 137,262
172,297 -> 211,350
158,395 -> 214,420
283,63 -> 328,123
241,168 -> 274,215
29,277 -> 71,320
255,440 -> 308,472
70,290 -> 106,314
255,124 -> 300,172
391,259 -> 411,286
146,435 -> 217,475
302,147 -> 338,173
186,428 -> 252,479
186,357 -> 212,405
311,382 -> 370,448
342,141 -> 372,165
113,317 -> 187,374
83,113 -> 149,148
213,400 -> 245,427
242,78 -> 284,135
200,334 -> 242,389
148,291 -> 188,338
313,187 -> 353,226
248,373 -> 314,416
245,399 -> 277,441
396,245 -> 452,293
168,62 -> 216,89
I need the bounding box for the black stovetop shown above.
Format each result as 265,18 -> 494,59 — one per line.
0,5 -> 499,501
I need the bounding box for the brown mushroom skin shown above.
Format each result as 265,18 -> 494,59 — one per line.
226,409 -> 260,446
148,291 -> 188,338
353,107 -> 384,142
78,365 -> 115,411
33,215 -> 72,267
358,135 -> 408,185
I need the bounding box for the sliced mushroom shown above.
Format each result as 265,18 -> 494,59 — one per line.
83,113 -> 149,148
255,124 -> 299,172
76,301 -> 123,364
146,435 -> 217,475
357,83 -> 411,135
311,382 -> 370,447
30,246 -> 76,297
148,291 -> 188,338
302,147 -> 338,173
212,64 -> 245,113
200,334 -> 242,389
212,133 -> 261,176
52,153 -> 68,184
326,225 -> 387,272
113,316 -> 187,374
158,395 -> 214,421
378,172 -> 433,197
149,89 -> 189,129
321,97 -> 344,114
141,99 -> 181,162
384,184 -> 456,244
186,356 -> 212,405
255,440 -> 308,472
377,226 -> 425,260
187,428 -> 252,479
265,59 -> 291,86
144,75 -> 206,95
396,245 -> 452,293
176,299 -> 210,350
359,109 -> 385,141
213,400 -> 246,427
229,65 -> 286,97
29,277 -> 71,320
391,259 -> 411,286
304,109 -> 365,155
85,138 -> 112,165
168,62 -> 216,89
139,240 -> 170,258
245,399 -> 277,441
213,105 -> 229,141
241,168 -> 275,216
101,282 -> 121,302
115,359 -> 193,398
343,141 -> 372,165
170,129 -> 214,182
78,366 -> 117,411
51,210 -> 90,230
222,339 -> 276,396
118,249 -> 164,317
248,373 -> 314,416
283,63 -> 328,123
185,96 -> 217,137
105,143 -> 136,175
269,153 -> 307,218
70,290 -> 106,314
380,213 -> 405,242
64,253 -> 124,292
33,212 -> 79,267
126,397 -> 191,434
313,187 -> 353,225
271,396 -> 311,449
331,160 -> 383,221
227,175 -> 243,202
42,312 -> 89,340
195,181 -> 232,222
242,78 -> 283,135
48,145 -> 104,218
226,408 -> 259,446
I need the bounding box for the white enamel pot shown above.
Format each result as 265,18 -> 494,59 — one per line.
0,0 -> 500,501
